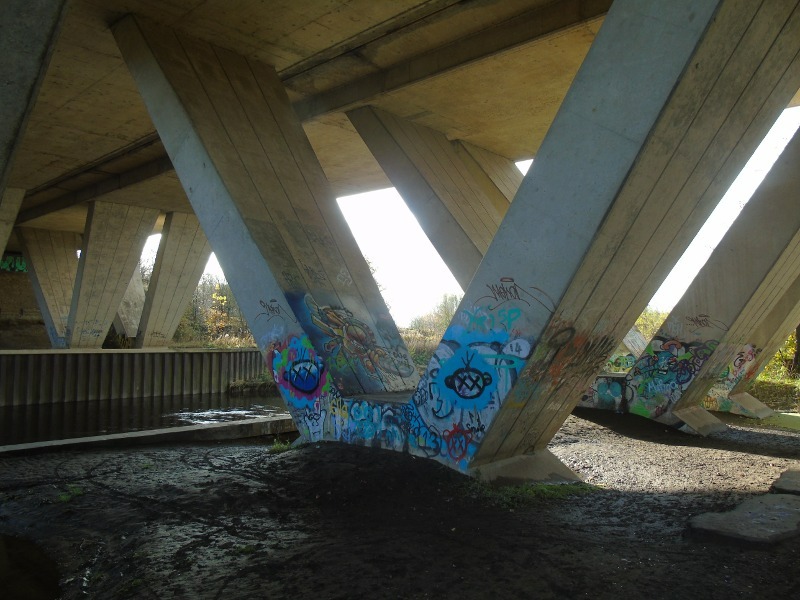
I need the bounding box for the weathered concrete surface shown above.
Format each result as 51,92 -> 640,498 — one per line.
0,0 -> 67,192
690,494 -> 800,543
113,268 -> 145,339
0,189 -> 24,253
772,470 -> 800,495
68,201 -> 158,348
469,450 -> 582,484
17,227 -> 81,347
136,212 -> 210,348
115,16 -> 417,398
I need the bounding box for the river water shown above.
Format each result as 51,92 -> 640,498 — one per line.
0,392 -> 288,446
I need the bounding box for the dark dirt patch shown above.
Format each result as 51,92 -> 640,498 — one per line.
0,411 -> 799,599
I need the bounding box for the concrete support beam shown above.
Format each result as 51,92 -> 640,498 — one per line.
67,201 -> 158,348
113,269 -> 146,339
293,0 -> 613,121
136,212 -> 211,348
464,0 -> 800,472
17,227 -> 81,348
0,188 -> 25,252
622,131 -> 800,432
114,17 -> 417,400
348,107 -> 497,288
0,0 -> 67,194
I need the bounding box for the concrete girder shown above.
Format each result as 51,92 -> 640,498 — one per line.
17,227 -> 81,348
136,212 -> 211,348
67,201 -> 158,348
113,17 -> 418,400
0,0 -> 67,195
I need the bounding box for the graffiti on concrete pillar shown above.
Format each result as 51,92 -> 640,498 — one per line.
266,272 -> 577,472
0,254 -> 27,272
626,335 -> 719,418
703,344 -> 762,413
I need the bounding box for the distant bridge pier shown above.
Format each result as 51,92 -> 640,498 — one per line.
17,228 -> 82,348
584,131 -> 800,432
66,201 -> 158,348
135,212 -> 211,348
724,274 -> 800,404
113,269 -> 146,341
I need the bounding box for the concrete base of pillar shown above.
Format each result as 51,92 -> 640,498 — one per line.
469,449 -> 582,485
672,405 -> 728,436
727,392 -> 775,419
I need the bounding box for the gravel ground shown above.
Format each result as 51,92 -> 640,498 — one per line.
1,408 -> 799,599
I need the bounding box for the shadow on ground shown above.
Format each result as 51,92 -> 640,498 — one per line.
0,413 -> 799,599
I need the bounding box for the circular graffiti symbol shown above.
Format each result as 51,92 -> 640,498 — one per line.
445,362 -> 493,400
443,424 -> 473,462
284,357 -> 325,393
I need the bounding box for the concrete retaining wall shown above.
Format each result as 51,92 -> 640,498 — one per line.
0,348 -> 265,406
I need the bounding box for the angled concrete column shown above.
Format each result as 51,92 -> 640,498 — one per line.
0,0 -> 67,193
0,188 -> 25,252
114,16 -> 417,410
17,227 -> 81,348
726,274 -> 800,398
136,212 -> 211,348
462,0 -> 800,478
620,132 -> 800,432
348,107 -> 512,288
458,140 -> 524,204
113,268 -> 146,339
67,201 -> 158,348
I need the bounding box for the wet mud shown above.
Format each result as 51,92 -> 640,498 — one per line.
0,410 -> 799,599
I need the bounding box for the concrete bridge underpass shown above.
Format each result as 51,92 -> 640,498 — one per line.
2,0 -> 800,482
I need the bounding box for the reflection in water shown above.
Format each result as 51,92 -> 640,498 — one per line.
0,393 -> 289,446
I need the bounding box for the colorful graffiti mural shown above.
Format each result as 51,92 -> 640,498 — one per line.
624,335 -> 719,419
581,375 -> 627,411
268,280 -> 538,472
0,254 -> 27,273
703,344 -> 761,413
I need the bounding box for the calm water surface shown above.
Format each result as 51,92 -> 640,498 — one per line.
0,393 -> 288,446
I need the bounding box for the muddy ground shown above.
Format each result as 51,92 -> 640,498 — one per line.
1,409 -> 799,599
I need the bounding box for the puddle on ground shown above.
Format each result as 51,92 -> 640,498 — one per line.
0,393 -> 289,446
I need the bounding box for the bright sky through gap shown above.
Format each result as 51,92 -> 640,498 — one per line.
336,188 -> 463,326
140,107 -> 800,327
647,105 -> 800,311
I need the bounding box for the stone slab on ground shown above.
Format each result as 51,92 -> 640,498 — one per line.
772,470 -> 800,495
689,494 -> 800,543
